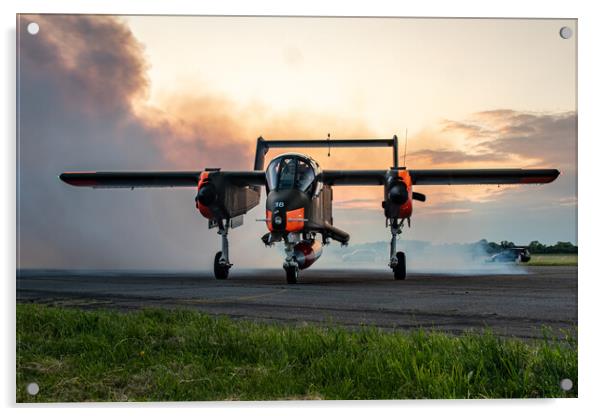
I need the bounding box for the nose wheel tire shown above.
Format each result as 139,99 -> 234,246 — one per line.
393,251 -> 406,280
284,266 -> 298,284
214,251 -> 230,280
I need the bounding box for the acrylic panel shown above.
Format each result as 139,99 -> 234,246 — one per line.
16,15 -> 577,402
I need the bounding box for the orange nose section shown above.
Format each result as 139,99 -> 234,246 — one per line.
266,210 -> 273,231
286,208 -> 305,232
265,208 -> 305,232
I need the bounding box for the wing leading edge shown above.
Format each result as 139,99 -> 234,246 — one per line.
321,168 -> 559,186
408,169 -> 560,185
59,171 -> 266,188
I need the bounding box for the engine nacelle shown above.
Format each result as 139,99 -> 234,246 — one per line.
195,172 -> 216,219
383,170 -> 413,219
293,240 -> 323,270
388,182 -> 409,205
195,171 -> 261,221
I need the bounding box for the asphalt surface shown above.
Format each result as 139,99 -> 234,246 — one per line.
17,266 -> 577,339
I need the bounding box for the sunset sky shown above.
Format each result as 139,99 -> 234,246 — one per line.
17,15 -> 577,269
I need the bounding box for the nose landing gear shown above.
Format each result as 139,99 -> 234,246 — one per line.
284,265 -> 299,284
388,218 -> 407,280
283,238 -> 300,284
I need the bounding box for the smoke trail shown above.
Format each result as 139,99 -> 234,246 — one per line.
315,240 -> 528,275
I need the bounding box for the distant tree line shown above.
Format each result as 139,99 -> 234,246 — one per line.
475,239 -> 577,254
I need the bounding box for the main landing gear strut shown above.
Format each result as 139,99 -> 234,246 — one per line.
388,218 -> 406,280
213,219 -> 232,280
283,240 -> 299,284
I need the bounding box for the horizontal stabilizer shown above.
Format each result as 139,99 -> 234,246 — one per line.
255,136 -> 399,170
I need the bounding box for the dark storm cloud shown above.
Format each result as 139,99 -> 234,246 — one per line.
20,15 -> 149,116
411,110 -> 576,170
476,110 -> 577,169
17,15 -> 258,269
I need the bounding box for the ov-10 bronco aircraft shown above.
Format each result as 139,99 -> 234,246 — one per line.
60,137 -> 560,284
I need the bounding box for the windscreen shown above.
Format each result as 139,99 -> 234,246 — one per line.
266,156 -> 316,193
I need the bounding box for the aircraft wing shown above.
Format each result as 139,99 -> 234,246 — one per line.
321,168 -> 559,186
59,171 -> 266,188
60,168 -> 559,188
408,169 -> 560,185
321,170 -> 387,186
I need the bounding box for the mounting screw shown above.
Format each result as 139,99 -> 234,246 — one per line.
559,26 -> 573,40
560,378 -> 573,391
26,382 -> 39,396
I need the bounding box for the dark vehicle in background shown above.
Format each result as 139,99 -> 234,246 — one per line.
489,247 -> 531,263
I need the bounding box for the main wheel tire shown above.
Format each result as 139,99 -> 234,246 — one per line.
393,251 -> 406,280
285,266 -> 298,284
214,251 -> 229,280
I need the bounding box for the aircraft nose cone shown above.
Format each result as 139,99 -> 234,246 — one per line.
388,183 -> 409,205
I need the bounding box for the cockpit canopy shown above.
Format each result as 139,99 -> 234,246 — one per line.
266,154 -> 319,194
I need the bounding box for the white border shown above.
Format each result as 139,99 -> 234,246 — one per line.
3,1 -> 599,415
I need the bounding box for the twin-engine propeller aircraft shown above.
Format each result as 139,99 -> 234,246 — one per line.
60,137 -> 559,283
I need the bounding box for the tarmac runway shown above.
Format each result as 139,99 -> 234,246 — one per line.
17,266 -> 577,339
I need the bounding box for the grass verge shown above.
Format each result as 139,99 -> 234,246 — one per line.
16,304 -> 577,402
528,254 -> 578,266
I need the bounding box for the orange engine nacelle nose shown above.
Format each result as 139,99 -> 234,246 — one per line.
195,172 -> 215,219
293,240 -> 323,270
388,182 -> 409,205
395,170 -> 413,218
384,170 -> 413,219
